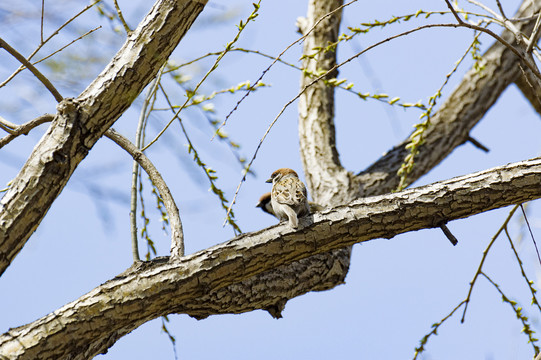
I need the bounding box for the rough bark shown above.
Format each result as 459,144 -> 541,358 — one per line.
293,0 -> 541,330
0,0 -> 207,276
2,0 -> 541,358
358,0 -> 541,194
298,0 -> 359,206
515,64 -> 541,115
2,157 -> 540,360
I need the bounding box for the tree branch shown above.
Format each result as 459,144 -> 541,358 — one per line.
515,63 -> 541,115
0,37 -> 63,102
0,114 -> 54,149
0,0 -> 207,277
104,128 -> 184,257
298,0 -> 357,206
444,0 -> 541,81
2,156 -> 541,359
358,0 -> 541,195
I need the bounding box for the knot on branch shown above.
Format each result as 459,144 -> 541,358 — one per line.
56,97 -> 78,116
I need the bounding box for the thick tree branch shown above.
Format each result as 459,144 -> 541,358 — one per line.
104,128 -> 184,257
2,157 -> 540,360
2,1 -> 540,358
298,0 -> 359,206
281,0 -> 355,324
0,0 -> 207,277
358,0 -> 541,195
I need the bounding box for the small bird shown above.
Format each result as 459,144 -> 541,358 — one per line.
256,192 -> 323,217
256,192 -> 276,217
265,168 -> 310,228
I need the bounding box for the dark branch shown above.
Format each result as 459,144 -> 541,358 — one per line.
467,136 -> 490,153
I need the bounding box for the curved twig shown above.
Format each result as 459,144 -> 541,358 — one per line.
0,114 -> 55,149
0,37 -> 63,102
0,0 -> 101,89
104,128 -> 184,258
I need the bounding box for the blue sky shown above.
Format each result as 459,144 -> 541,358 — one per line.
1,0 -> 541,359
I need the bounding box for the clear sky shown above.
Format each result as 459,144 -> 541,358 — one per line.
1,0 -> 541,359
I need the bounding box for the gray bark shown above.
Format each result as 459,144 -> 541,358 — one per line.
0,0 -> 207,276
1,0 -> 541,358
359,0 -> 541,194
1,157 -> 540,360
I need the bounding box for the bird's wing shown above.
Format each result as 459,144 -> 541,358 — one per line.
273,178 -> 306,206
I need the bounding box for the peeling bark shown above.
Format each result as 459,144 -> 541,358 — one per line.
2,157 -> 540,360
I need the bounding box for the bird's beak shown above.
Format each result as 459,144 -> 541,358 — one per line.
265,178 -> 272,183
255,201 -> 262,208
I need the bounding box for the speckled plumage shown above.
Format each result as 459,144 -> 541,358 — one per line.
265,168 -> 310,228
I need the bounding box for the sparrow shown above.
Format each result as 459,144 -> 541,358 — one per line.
265,168 -> 310,228
256,192 -> 324,217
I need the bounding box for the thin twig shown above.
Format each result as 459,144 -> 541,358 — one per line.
495,0 -> 508,19
31,27 -> 102,67
0,37 -> 63,102
212,0 -> 358,140
131,98 -> 151,260
105,128 -> 184,258
412,300 -> 467,359
113,0 -> 132,34
439,223 -> 458,245
480,272 -> 540,354
446,0 -> 463,23
511,14 -> 541,22
503,224 -> 541,314
521,203 -> 541,266
461,204 -> 520,322
40,0 -> 45,44
0,116 -> 18,134
0,0 -> 101,89
467,0 -> 504,22
130,68 -> 163,262
527,11 -> 541,53
167,48 -> 300,73
0,114 -> 54,149
467,136 -> 490,152
445,0 -> 541,81
142,1 -> 262,152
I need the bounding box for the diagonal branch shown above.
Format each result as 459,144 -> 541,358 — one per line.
104,128 -> 184,257
358,0 -> 541,196
0,37 -> 63,102
444,0 -> 541,80
0,0 -> 208,277
2,156 -> 540,360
